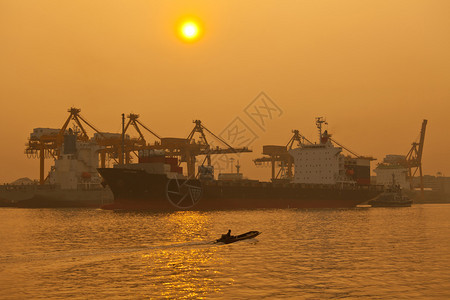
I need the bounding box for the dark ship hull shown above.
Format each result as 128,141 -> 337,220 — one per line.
0,185 -> 113,208
98,168 -> 382,211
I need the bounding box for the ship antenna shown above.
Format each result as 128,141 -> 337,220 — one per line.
230,157 -> 235,173
315,117 -> 328,142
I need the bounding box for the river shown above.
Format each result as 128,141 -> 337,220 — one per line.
1,204 -> 449,299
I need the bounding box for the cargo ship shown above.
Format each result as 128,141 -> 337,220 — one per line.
99,118 -> 383,210
0,130 -> 113,208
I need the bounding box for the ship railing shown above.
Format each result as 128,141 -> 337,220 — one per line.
204,181 -> 385,191
0,184 -> 58,191
77,183 -> 104,191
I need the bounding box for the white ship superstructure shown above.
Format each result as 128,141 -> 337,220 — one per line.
374,155 -> 410,190
289,131 -> 347,184
0,130 -> 113,206
289,118 -> 372,185
291,143 -> 339,184
48,132 -> 103,190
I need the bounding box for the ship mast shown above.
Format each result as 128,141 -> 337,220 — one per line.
315,117 -> 328,142
121,113 -> 125,165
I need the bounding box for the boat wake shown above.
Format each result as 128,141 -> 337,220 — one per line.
0,240 -> 218,265
0,236 -> 261,266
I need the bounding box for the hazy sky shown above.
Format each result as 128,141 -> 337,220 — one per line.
1,0 -> 449,183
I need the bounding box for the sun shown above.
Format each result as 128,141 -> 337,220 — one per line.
182,22 -> 198,39
178,20 -> 202,42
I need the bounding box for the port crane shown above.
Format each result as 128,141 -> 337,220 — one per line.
185,120 -> 252,177
26,108 -> 156,184
253,130 -> 312,181
316,117 -> 376,161
97,113 -> 161,167
406,119 -> 427,192
25,108 -> 105,184
254,117 -> 375,181
142,120 -> 252,177
25,110 -> 255,182
124,113 -> 161,143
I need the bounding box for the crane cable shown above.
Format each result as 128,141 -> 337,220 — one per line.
329,137 -> 360,158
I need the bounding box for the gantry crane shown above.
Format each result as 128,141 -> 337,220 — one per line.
25,108 -> 154,184
406,119 -> 427,193
124,113 -> 161,142
25,107 -> 105,184
254,117 -> 375,182
26,111 -> 251,182
96,113 -> 161,167
253,130 -> 312,181
315,117 -> 375,161
195,120 -> 252,173
141,120 -> 252,177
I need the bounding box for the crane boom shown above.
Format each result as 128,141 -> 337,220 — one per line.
406,119 -> 428,193
417,119 -> 427,163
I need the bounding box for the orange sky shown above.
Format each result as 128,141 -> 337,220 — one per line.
0,0 -> 449,183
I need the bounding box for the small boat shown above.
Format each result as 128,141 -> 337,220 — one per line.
215,231 -> 261,244
368,193 -> 412,207
369,175 -> 412,207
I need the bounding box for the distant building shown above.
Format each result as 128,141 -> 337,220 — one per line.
412,174 -> 450,194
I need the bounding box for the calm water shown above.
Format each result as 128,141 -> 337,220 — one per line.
1,205 -> 450,299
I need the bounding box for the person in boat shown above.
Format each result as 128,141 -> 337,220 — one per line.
221,229 -> 231,239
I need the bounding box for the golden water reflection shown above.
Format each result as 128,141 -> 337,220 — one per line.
142,211 -> 229,298
165,211 -> 212,242
142,247 -> 228,298
2,207 -> 450,298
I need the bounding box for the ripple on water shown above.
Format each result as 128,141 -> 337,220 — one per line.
0,205 -> 450,299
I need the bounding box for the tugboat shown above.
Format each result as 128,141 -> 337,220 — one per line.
369,174 -> 412,207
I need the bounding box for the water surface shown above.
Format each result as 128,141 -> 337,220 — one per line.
1,205 -> 450,299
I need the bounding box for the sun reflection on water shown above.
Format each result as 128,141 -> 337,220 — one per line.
2,208 -> 450,298
165,211 -> 212,242
141,211 -> 229,298
142,246 -> 228,298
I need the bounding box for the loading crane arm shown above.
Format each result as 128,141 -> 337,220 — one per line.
329,137 -> 361,158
